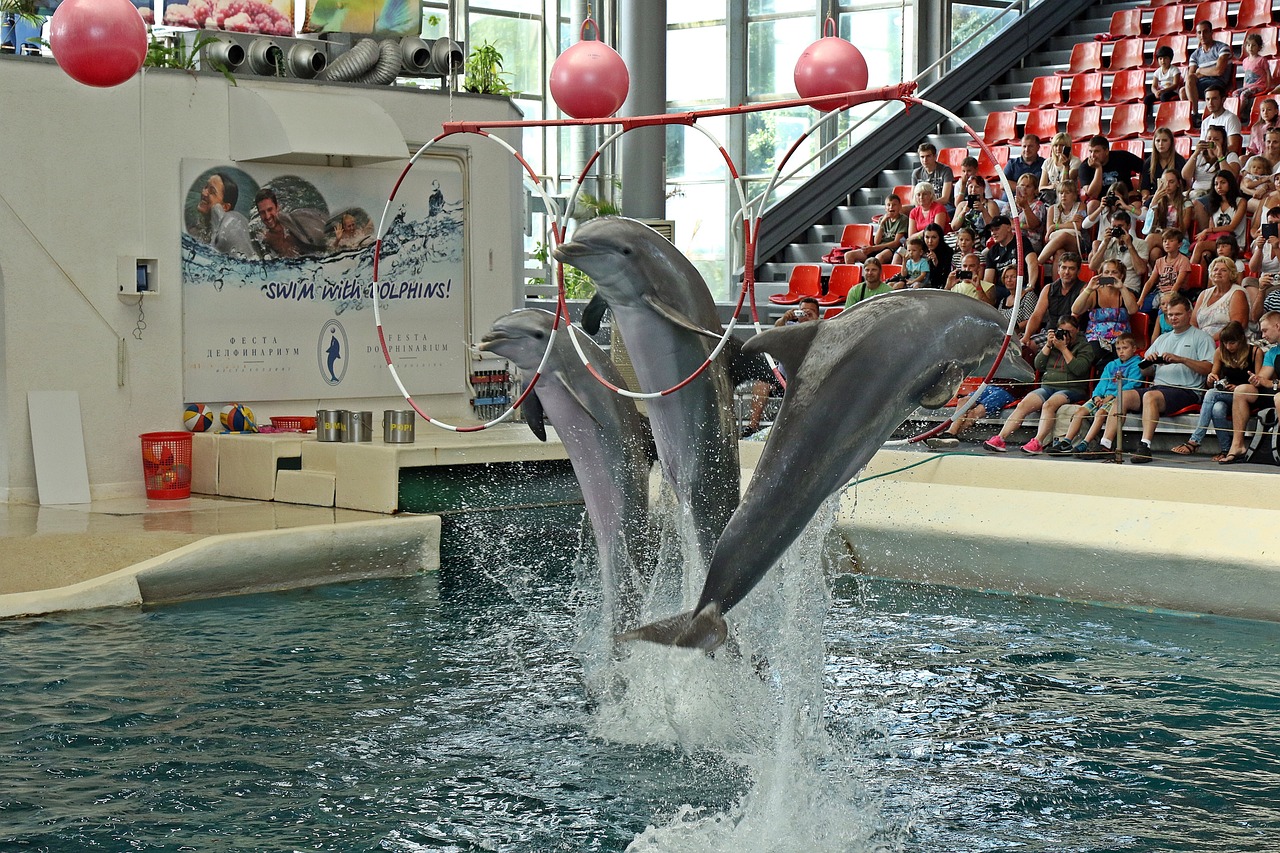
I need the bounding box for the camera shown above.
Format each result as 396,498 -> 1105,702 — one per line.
888,273 -> 908,283
1052,329 -> 1069,340
1138,356 -> 1162,369
956,270 -> 973,280
1110,227 -> 1125,239
1094,275 -> 1117,287
1104,193 -> 1118,207
966,194 -> 981,206
1214,379 -> 1231,391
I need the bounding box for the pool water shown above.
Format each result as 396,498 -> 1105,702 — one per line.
3,506 -> 1279,852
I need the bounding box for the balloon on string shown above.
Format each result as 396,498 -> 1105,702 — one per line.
793,35 -> 869,112
49,0 -> 148,89
549,18 -> 630,119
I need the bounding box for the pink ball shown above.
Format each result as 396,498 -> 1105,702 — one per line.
550,39 -> 630,119
793,37 -> 869,111
49,0 -> 148,88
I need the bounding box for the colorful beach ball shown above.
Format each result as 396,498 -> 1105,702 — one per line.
183,403 -> 215,432
220,403 -> 258,433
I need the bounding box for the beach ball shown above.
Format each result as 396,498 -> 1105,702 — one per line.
183,403 -> 215,432
49,0 -> 148,88
793,36 -> 868,112
221,403 -> 258,433
550,20 -> 630,119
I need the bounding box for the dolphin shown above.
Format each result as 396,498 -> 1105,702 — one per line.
620,291 -> 1027,650
479,308 -> 653,630
553,217 -> 739,568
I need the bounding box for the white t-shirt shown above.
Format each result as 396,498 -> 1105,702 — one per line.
1152,65 -> 1181,92
1201,109 -> 1243,143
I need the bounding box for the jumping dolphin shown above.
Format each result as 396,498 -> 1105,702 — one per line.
479,309 -> 652,630
620,291 -> 1027,650
553,217 -> 739,568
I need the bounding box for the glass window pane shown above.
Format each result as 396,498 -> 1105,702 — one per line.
950,4 -> 1017,65
749,0 -> 813,15
838,6 -> 906,87
421,3 -> 447,38
745,107 -> 819,177
668,25 -> 726,103
471,0 -> 541,13
667,116 -> 729,181
666,183 -> 728,300
747,16 -> 816,98
668,1 -> 725,25
469,13 -> 542,96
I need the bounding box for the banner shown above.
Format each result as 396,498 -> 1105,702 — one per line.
301,0 -> 421,36
162,0 -> 295,36
180,157 -> 465,403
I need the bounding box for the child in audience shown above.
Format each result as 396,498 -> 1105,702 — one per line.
1047,333 -> 1142,457
903,236 -> 930,288
1241,155 -> 1273,217
1240,32 -> 1272,126
1138,228 -> 1191,313
1174,321 -> 1262,459
1144,45 -> 1182,130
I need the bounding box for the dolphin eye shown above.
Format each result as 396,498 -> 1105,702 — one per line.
621,247 -> 633,256
533,331 -> 545,339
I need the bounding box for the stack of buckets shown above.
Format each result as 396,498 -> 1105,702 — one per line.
317,409 -> 415,443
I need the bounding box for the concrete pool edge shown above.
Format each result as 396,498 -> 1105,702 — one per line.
0,515 -> 441,620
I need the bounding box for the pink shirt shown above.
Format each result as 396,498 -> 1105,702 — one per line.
909,202 -> 950,235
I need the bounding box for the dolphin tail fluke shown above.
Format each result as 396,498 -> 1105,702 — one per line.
614,603 -> 728,652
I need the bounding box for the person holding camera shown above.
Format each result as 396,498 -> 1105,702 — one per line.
946,253 -> 992,303
1039,132 -> 1080,204
1130,295 -> 1216,463
1246,206 -> 1280,321
950,174 -> 998,240
1021,252 -> 1088,348
1072,258 -> 1138,364
776,297 -> 821,327
983,314 -> 1095,454
1183,125 -> 1240,195
1088,211 -> 1149,294
1198,85 -> 1243,156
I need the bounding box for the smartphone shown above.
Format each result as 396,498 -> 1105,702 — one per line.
1264,223 -> 1279,239
1094,275 -> 1116,286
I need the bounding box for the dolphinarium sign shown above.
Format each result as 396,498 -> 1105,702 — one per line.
180,156 -> 465,401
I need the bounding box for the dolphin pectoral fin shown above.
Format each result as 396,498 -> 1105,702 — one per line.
580,293 -> 609,335
920,361 -> 966,409
640,294 -> 724,341
522,385 -> 548,441
614,603 -> 728,652
741,322 -> 822,382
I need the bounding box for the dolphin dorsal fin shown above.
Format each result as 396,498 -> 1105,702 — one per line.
641,294 -> 724,341
741,322 -> 822,380
920,362 -> 966,409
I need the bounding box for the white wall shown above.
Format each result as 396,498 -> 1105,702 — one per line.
0,56 -> 524,501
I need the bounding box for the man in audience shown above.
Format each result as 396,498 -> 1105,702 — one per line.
946,253 -> 992,303
1004,133 -> 1045,184
912,142 -> 954,212
1022,252 -> 1087,348
844,257 -> 894,307
1184,20 -> 1235,110
1130,295 -> 1215,463
982,215 -> 1018,288
1199,84 -> 1244,155
1078,136 -> 1144,210
1087,210 -> 1149,294
1219,310 -> 1280,463
776,296 -> 821,327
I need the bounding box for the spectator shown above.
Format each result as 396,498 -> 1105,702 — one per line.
995,263 -> 1034,324
984,314 -> 1095,454
777,297 -> 821,327
731,348 -> 783,438
1174,321 -> 1260,459
1072,257 -> 1137,361
946,253 -> 992,303
845,193 -> 909,264
1190,170 -> 1247,270
1140,128 -> 1187,207
951,227 -> 981,272
1239,32 -> 1272,128
1005,173 -> 1046,275
1130,295 -> 1215,463
905,182 -> 949,240
1088,210 -> 1149,294
921,223 -> 955,290
1240,155 -> 1273,217
1192,256 -> 1249,341
925,379 -> 1021,449
844,257 -> 894,307
1039,132 -> 1080,203
1214,233 -> 1246,278
1144,45 -> 1183,130
901,235 -> 931,288
951,173 -> 998,240
1038,179 -> 1086,273
1183,21 -> 1235,112
1004,133 -> 1045,183
1199,84 -> 1244,155
1247,98 -> 1279,158
1143,168 -> 1191,238
982,215 -> 1018,289
1079,135 -> 1143,214
1022,252 -> 1088,347
1047,332 -> 1143,457
912,142 -> 954,210
1182,125 -> 1240,195
1139,228 -> 1193,313
950,156 -> 988,211
1245,206 -> 1280,320
1220,309 -> 1280,462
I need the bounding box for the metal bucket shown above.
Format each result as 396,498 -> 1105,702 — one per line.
383,409 -> 416,443
343,410 -> 373,442
317,409 -> 346,442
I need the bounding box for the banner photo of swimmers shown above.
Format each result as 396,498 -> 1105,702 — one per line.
161,0 -> 295,35
301,0 -> 421,36
180,156 -> 464,402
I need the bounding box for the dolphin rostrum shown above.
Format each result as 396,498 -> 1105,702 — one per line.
620,291 -> 1024,651
553,217 -> 739,569
479,309 -> 653,630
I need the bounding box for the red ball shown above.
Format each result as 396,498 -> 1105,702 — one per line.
793,37 -> 869,112
49,0 -> 148,89
550,39 -> 630,119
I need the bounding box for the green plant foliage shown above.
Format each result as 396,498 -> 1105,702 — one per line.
463,40 -> 515,96
0,0 -> 39,23
529,241 -> 595,300
144,33 -> 237,84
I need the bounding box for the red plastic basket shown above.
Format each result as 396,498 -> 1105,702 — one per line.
270,416 -> 317,432
139,431 -> 193,500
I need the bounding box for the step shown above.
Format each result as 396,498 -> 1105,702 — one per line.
275,469 -> 337,507
782,243 -> 828,263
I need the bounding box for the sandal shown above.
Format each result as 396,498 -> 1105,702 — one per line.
1219,453 -> 1246,465
1171,441 -> 1200,456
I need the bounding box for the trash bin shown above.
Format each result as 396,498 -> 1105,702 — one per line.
139,431 -> 193,500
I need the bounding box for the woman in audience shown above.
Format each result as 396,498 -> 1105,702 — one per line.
1174,321 -> 1261,460
1038,179 -> 1085,273
1071,257 -> 1136,363
921,223 -> 955,290
950,174 -> 998,240
1008,173 -> 1046,256
1143,169 -> 1191,243
1183,125 -> 1240,196
1039,132 -> 1079,203
1193,256 -> 1250,342
1190,171 -> 1247,271
1140,128 -> 1186,207
906,182 -> 949,240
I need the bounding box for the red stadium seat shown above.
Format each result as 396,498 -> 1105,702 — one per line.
768,265 -> 822,305
891,184 -> 915,210
880,263 -> 904,280
982,111 -> 1019,146
1056,41 -> 1103,76
1016,75 -> 1063,111
1106,38 -> 1146,71
1130,311 -> 1151,348
1065,72 -> 1104,107
1078,263 -> 1095,283
1068,106 -> 1102,141
1235,0 -> 1275,31
1148,0 -> 1181,6
822,306 -> 845,319
1155,99 -> 1194,135
838,223 -> 874,249
1193,1 -> 1228,30
1023,109 -> 1060,142
1111,137 -> 1147,158
1148,6 -> 1188,38
1108,103 -> 1148,139
977,146 -> 1009,179
1108,9 -> 1143,39
1189,262 -> 1204,288
938,147 -> 970,174
1145,34 -> 1189,67
1101,69 -> 1148,105
819,264 -> 861,306
1175,135 -> 1192,157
